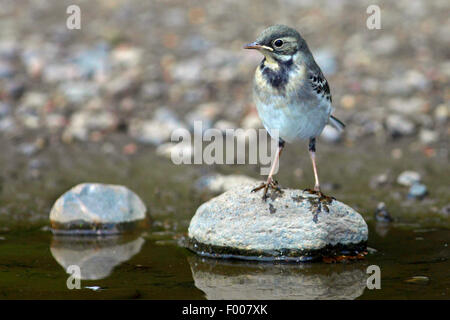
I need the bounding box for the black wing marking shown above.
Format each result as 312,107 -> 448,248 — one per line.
308,70 -> 332,103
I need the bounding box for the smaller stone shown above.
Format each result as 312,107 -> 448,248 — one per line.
419,129 -> 439,145
241,112 -> 262,130
49,183 -> 148,234
397,171 -> 421,187
340,94 -> 356,109
374,202 -> 393,222
156,142 -> 193,160
185,103 -> 220,131
370,173 -> 389,189
59,81 -> 99,103
320,125 -> 342,143
111,45 -> 142,67
408,183 -> 428,200
386,114 -> 415,137
129,108 -> 187,146
195,174 -> 258,194
440,204 -> 450,217
213,120 -> 238,132
434,104 -> 448,123
388,97 -> 425,115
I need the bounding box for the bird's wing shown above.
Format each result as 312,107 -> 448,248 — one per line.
307,68 -> 332,103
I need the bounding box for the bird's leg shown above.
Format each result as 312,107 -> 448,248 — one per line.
309,138 -> 320,192
252,139 -> 285,200
304,138 -> 334,207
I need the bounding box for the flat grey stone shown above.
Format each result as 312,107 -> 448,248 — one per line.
50,183 -> 147,234
188,185 -> 368,260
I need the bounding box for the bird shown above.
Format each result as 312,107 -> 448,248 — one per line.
244,24 -> 345,201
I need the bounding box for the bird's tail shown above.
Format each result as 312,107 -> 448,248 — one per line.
329,115 -> 346,132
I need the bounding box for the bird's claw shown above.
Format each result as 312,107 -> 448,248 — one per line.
303,188 -> 335,204
252,179 -> 283,201
303,188 -> 335,216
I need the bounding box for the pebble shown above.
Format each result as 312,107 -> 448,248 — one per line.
195,174 -> 259,194
397,171 -> 421,186
213,119 -> 238,132
370,173 -> 389,189
320,125 -> 342,143
49,183 -> 147,234
434,104 -> 448,123
156,142 -> 193,160
419,128 -> 438,144
374,202 -> 393,222
185,103 -> 220,131
408,183 -> 428,200
129,108 -> 187,146
386,114 -> 415,137
63,109 -> 116,142
241,112 -> 262,130
388,97 -> 425,115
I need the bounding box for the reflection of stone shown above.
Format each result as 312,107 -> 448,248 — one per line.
188,256 -> 367,300
50,235 -> 145,280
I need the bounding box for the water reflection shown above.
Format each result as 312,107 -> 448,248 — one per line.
50,234 -> 145,280
188,256 -> 368,300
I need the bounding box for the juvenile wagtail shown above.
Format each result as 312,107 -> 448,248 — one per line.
244,25 -> 345,201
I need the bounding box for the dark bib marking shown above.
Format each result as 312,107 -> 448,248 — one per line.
260,58 -> 293,92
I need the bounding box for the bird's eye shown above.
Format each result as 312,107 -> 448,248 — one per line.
273,39 -> 284,47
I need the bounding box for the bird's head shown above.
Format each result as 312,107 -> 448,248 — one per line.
244,25 -> 308,64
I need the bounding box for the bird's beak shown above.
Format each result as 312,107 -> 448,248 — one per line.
243,42 -> 273,51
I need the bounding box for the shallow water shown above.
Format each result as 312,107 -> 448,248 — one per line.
0,138 -> 448,299
0,223 -> 448,299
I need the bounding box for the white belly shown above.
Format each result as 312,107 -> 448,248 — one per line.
255,95 -> 332,143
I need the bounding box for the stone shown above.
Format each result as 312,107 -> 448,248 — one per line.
320,125 -> 342,143
241,112 -> 262,130
195,174 -> 259,194
213,119 -> 238,132
63,109 -> 116,142
397,170 -> 421,186
129,108 -> 187,146
49,183 -> 148,234
388,97 -> 425,115
156,142 -> 193,160
386,114 -> 415,136
434,104 -> 448,123
419,129 -> 438,144
185,103 -> 220,131
369,172 -> 389,189
59,81 -> 99,103
188,185 -> 368,261
374,202 -> 393,222
408,183 -> 428,200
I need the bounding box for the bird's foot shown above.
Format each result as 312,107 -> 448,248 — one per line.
303,188 -> 335,215
252,179 -> 283,201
